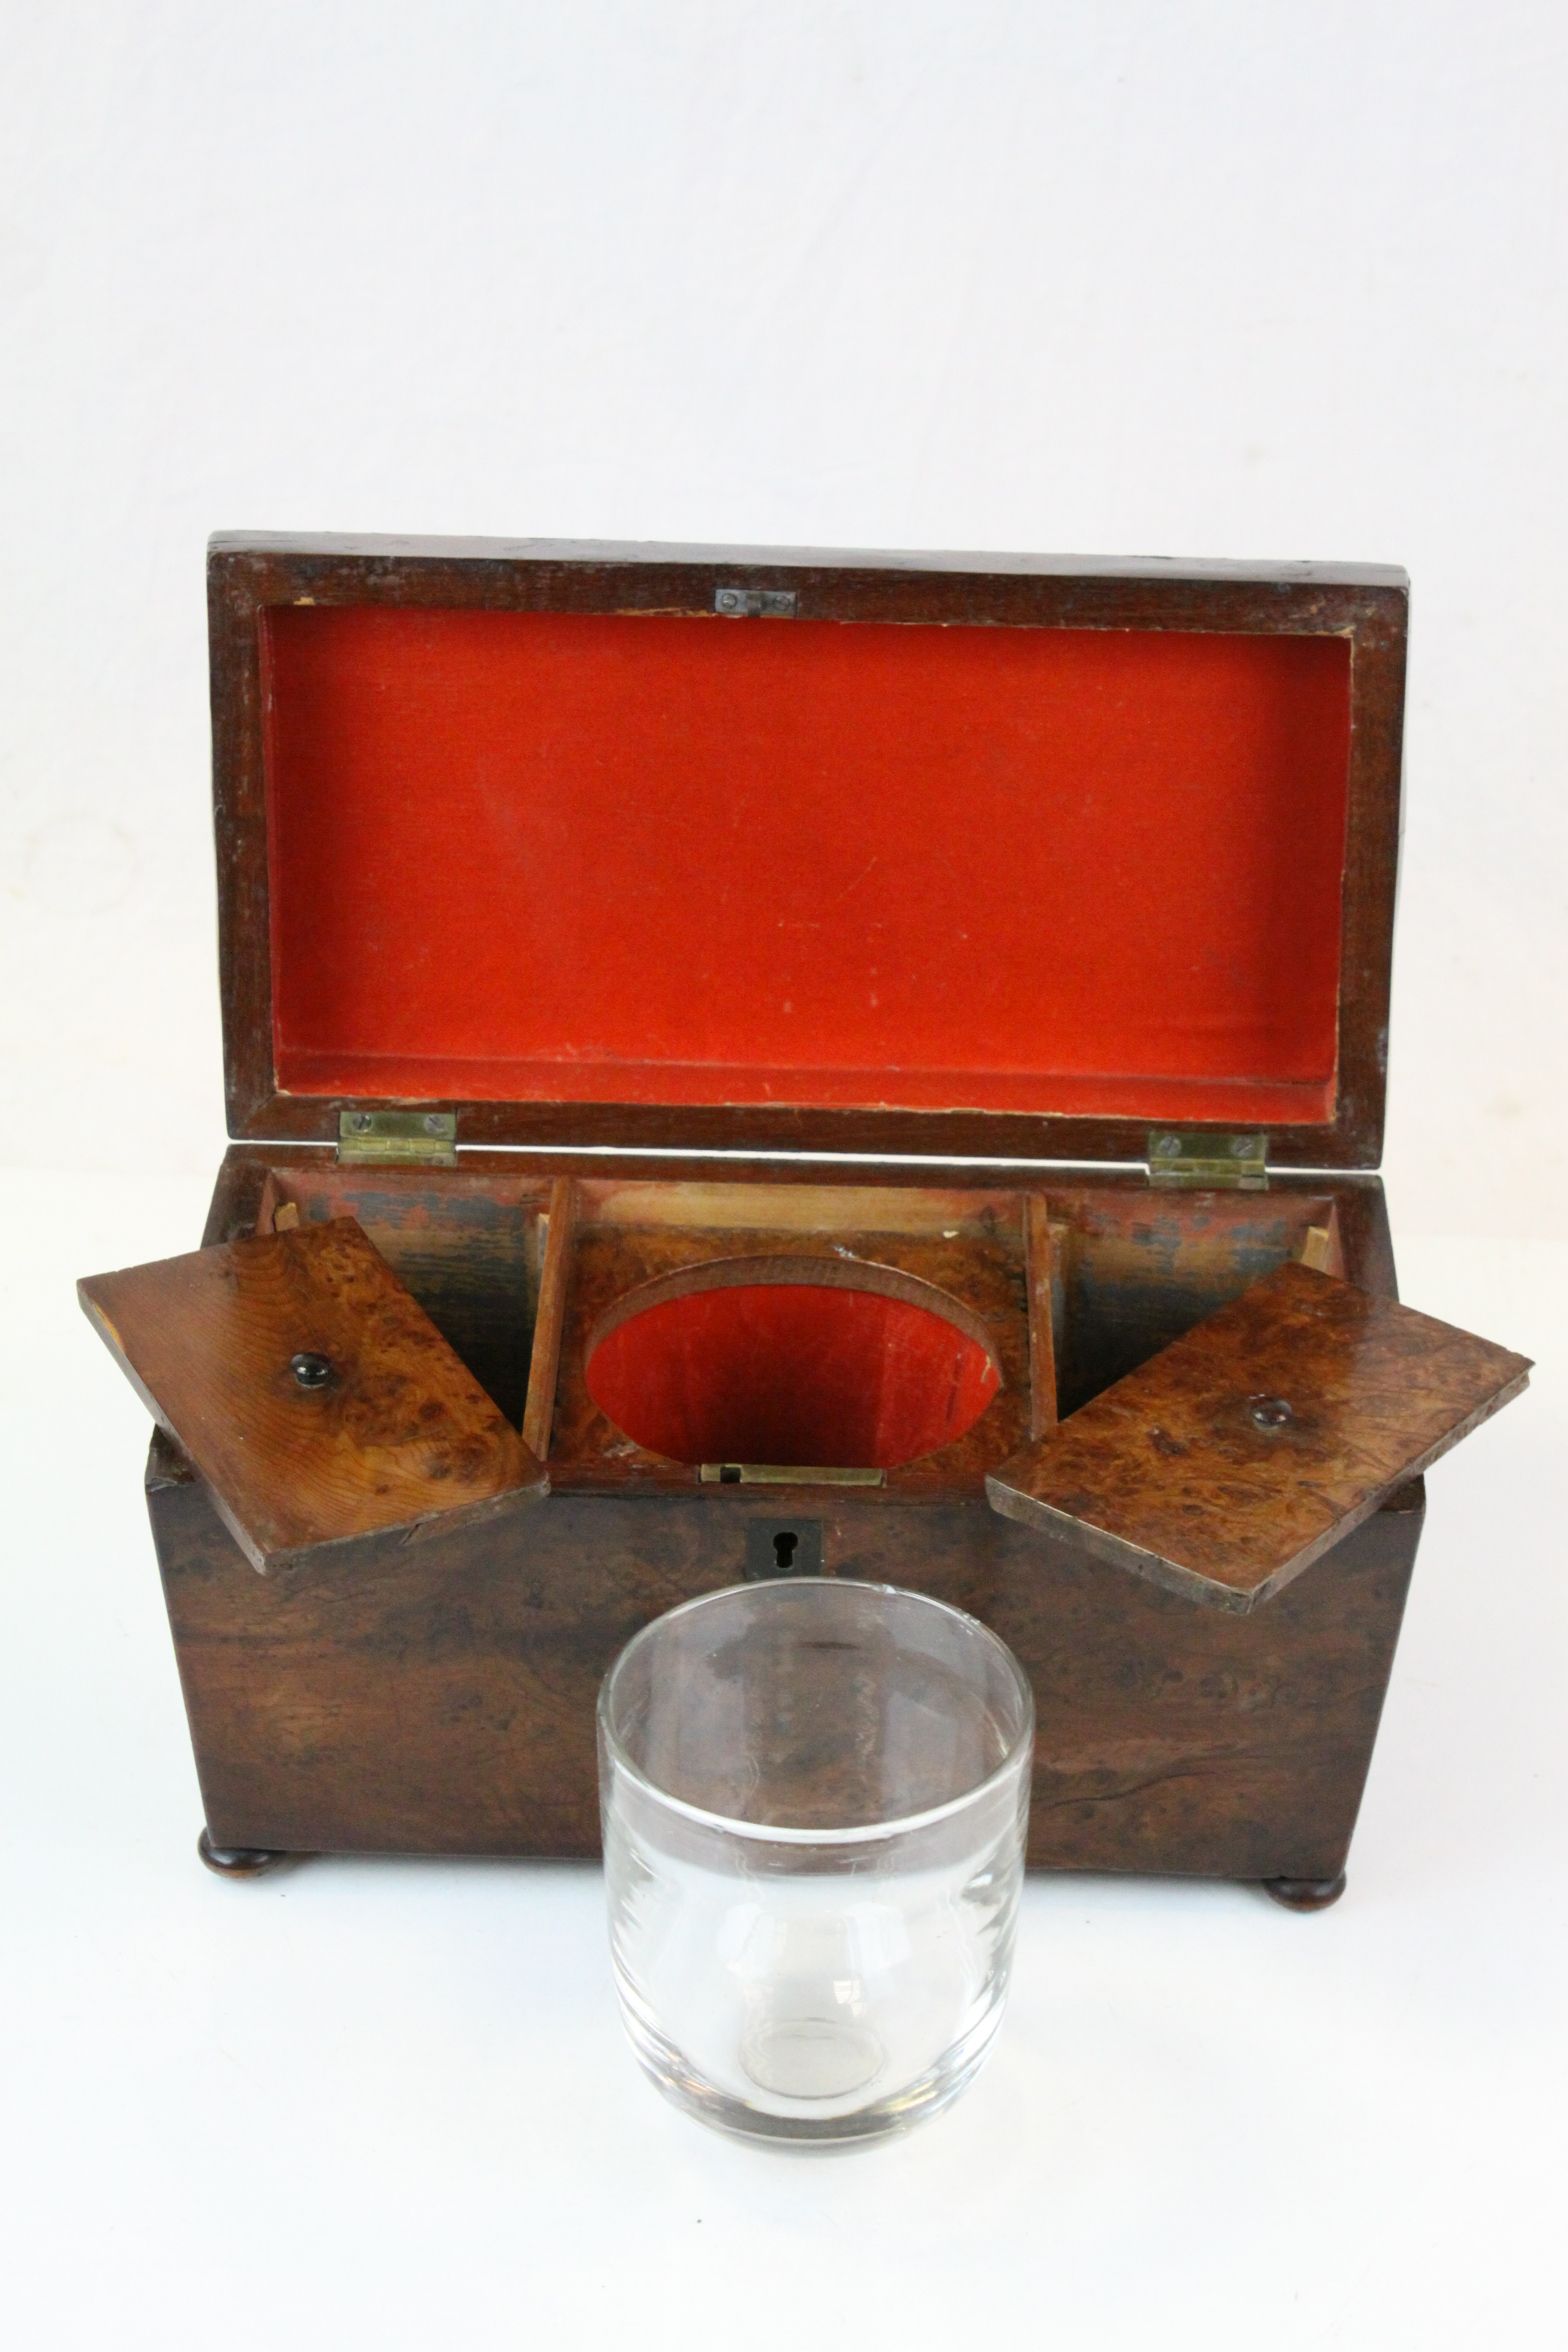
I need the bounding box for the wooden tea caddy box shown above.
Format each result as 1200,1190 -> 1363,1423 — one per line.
80,534 -> 1530,1907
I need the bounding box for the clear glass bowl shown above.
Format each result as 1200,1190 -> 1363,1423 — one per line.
598,1578 -> 1035,2146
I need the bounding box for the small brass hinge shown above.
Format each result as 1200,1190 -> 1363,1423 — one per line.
337,1109 -> 458,1166
714,586 -> 796,618
1147,1129 -> 1268,1191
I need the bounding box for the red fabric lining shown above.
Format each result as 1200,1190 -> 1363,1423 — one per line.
261,606 -> 1352,1123
585,1282 -> 1001,1468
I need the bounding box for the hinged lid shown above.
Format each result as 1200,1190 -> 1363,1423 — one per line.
79,1218 -> 547,1572
210,534 -> 1409,1168
986,1264 -> 1530,1611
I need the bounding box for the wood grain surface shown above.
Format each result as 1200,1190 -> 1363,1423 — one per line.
81,1217 -> 546,1572
521,1177 -> 578,1462
148,1447 -> 1425,1881
1024,1194 -> 1061,1436
987,1262 -> 1530,1611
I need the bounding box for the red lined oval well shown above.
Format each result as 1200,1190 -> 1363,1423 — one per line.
585,1276 -> 1001,1469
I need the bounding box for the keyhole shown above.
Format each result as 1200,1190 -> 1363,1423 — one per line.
744,1519 -> 822,1580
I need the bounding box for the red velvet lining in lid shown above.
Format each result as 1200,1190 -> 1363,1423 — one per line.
260,606 -> 1351,1124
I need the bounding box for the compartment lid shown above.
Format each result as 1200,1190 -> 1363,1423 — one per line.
211,534 -> 1409,1168
985,1263 -> 1529,1611
79,1217 -> 546,1572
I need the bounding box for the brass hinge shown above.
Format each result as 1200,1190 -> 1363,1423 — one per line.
337,1109 -> 458,1166
1147,1129 -> 1268,1191
714,586 -> 796,618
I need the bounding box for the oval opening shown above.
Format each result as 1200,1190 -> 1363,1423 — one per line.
585,1260 -> 1002,1470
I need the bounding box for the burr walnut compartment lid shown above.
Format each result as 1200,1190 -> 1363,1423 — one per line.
210,535 -> 1409,1169
987,1263 -> 1530,1613
79,1218 -> 547,1573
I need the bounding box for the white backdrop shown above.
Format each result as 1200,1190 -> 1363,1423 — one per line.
3,8 -> 1564,2351
7,0 -> 1566,1234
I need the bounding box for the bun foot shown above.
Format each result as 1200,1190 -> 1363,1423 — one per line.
197,1827 -> 291,1878
1263,1871 -> 1347,1912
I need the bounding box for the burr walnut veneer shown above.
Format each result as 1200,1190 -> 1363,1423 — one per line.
79,536 -> 1529,1906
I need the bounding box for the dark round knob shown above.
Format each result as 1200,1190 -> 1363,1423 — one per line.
289,1351 -> 333,1390
1248,1394 -> 1294,1430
